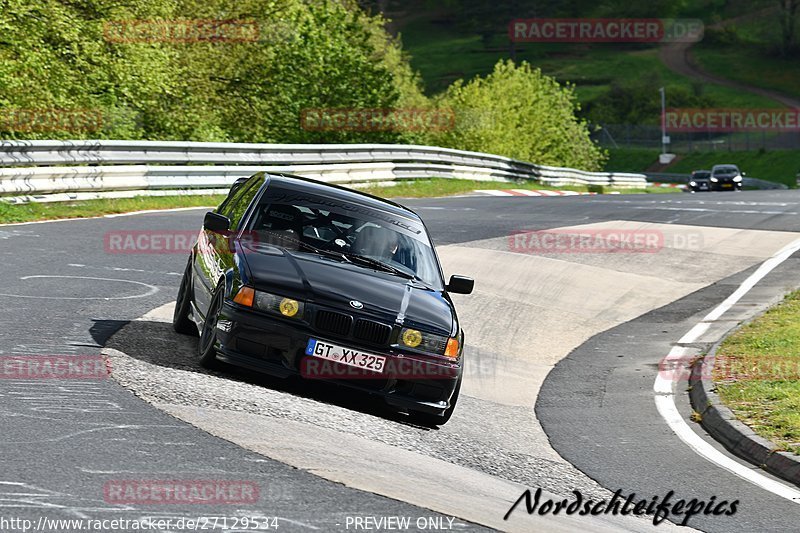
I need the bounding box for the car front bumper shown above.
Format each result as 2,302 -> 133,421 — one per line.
215,302 -> 461,415
711,180 -> 741,191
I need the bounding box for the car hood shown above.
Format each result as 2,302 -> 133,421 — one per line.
240,245 -> 454,335
714,172 -> 738,179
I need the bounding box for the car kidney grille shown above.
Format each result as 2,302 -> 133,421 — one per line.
315,310 -> 352,336
353,319 -> 392,345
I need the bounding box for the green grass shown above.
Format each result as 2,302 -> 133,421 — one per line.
604,149 -> 660,173
714,290 -> 800,455
642,186 -> 683,194
691,4 -> 800,103
664,151 -> 799,187
359,178 -> 590,198
694,44 -> 800,103
0,195 -> 225,224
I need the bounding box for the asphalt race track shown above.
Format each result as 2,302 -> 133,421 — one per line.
3,190 -> 800,531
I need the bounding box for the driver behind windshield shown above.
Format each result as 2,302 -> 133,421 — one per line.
351,225 -> 399,262
247,193 -> 442,289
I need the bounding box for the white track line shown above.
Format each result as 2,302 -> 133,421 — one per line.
654,237 -> 800,503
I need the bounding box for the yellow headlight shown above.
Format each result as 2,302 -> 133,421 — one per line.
402,328 -> 423,348
279,298 -> 300,317
444,338 -> 460,359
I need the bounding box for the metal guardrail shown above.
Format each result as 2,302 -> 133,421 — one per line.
0,140 -> 648,202
644,172 -> 691,184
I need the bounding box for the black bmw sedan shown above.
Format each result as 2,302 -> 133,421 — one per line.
173,172 -> 474,425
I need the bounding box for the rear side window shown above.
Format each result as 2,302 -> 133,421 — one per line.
218,174 -> 266,230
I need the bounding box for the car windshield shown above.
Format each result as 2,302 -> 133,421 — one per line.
245,187 -> 443,289
715,166 -> 738,174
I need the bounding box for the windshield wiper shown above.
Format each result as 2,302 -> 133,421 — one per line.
298,242 -> 352,263
343,253 -> 431,286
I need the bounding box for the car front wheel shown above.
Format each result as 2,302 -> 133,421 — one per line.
198,282 -> 225,369
173,257 -> 198,336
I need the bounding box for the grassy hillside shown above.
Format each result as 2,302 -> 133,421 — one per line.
391,0 -> 794,128
667,152 -> 799,187
399,17 -> 776,112
691,6 -> 800,102
604,149 -> 660,173
694,46 -> 800,103
604,149 -> 798,188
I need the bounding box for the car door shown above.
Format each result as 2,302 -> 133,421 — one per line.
193,173 -> 266,320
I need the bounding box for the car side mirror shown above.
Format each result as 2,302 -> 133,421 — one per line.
741,171 -> 746,176
447,275 -> 474,294
204,212 -> 231,233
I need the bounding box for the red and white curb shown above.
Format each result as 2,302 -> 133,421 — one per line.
473,189 -> 601,197
651,182 -> 687,189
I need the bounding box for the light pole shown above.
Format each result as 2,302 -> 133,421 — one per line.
659,87 -> 674,164
659,87 -> 666,156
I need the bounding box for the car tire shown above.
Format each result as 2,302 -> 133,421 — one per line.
410,374 -> 462,427
173,257 -> 198,336
198,281 -> 225,370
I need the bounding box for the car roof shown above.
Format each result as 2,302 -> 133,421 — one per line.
262,172 -> 421,222
712,164 -> 739,170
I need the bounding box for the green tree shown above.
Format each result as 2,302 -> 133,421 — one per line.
0,0 -> 426,142
425,59 -> 606,170
583,80 -> 714,126
777,0 -> 800,57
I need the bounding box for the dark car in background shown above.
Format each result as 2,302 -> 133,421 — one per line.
710,164 -> 744,191
173,172 -> 474,425
687,170 -> 712,192
688,165 -> 744,192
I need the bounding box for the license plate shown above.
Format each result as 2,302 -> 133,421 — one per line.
722,183 -> 733,188
305,338 -> 386,373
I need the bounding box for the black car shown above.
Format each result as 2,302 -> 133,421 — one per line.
687,170 -> 712,192
173,172 -> 474,425
710,164 -> 744,191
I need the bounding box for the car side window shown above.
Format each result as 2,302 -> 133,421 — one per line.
216,177 -> 248,214
218,174 -> 266,230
